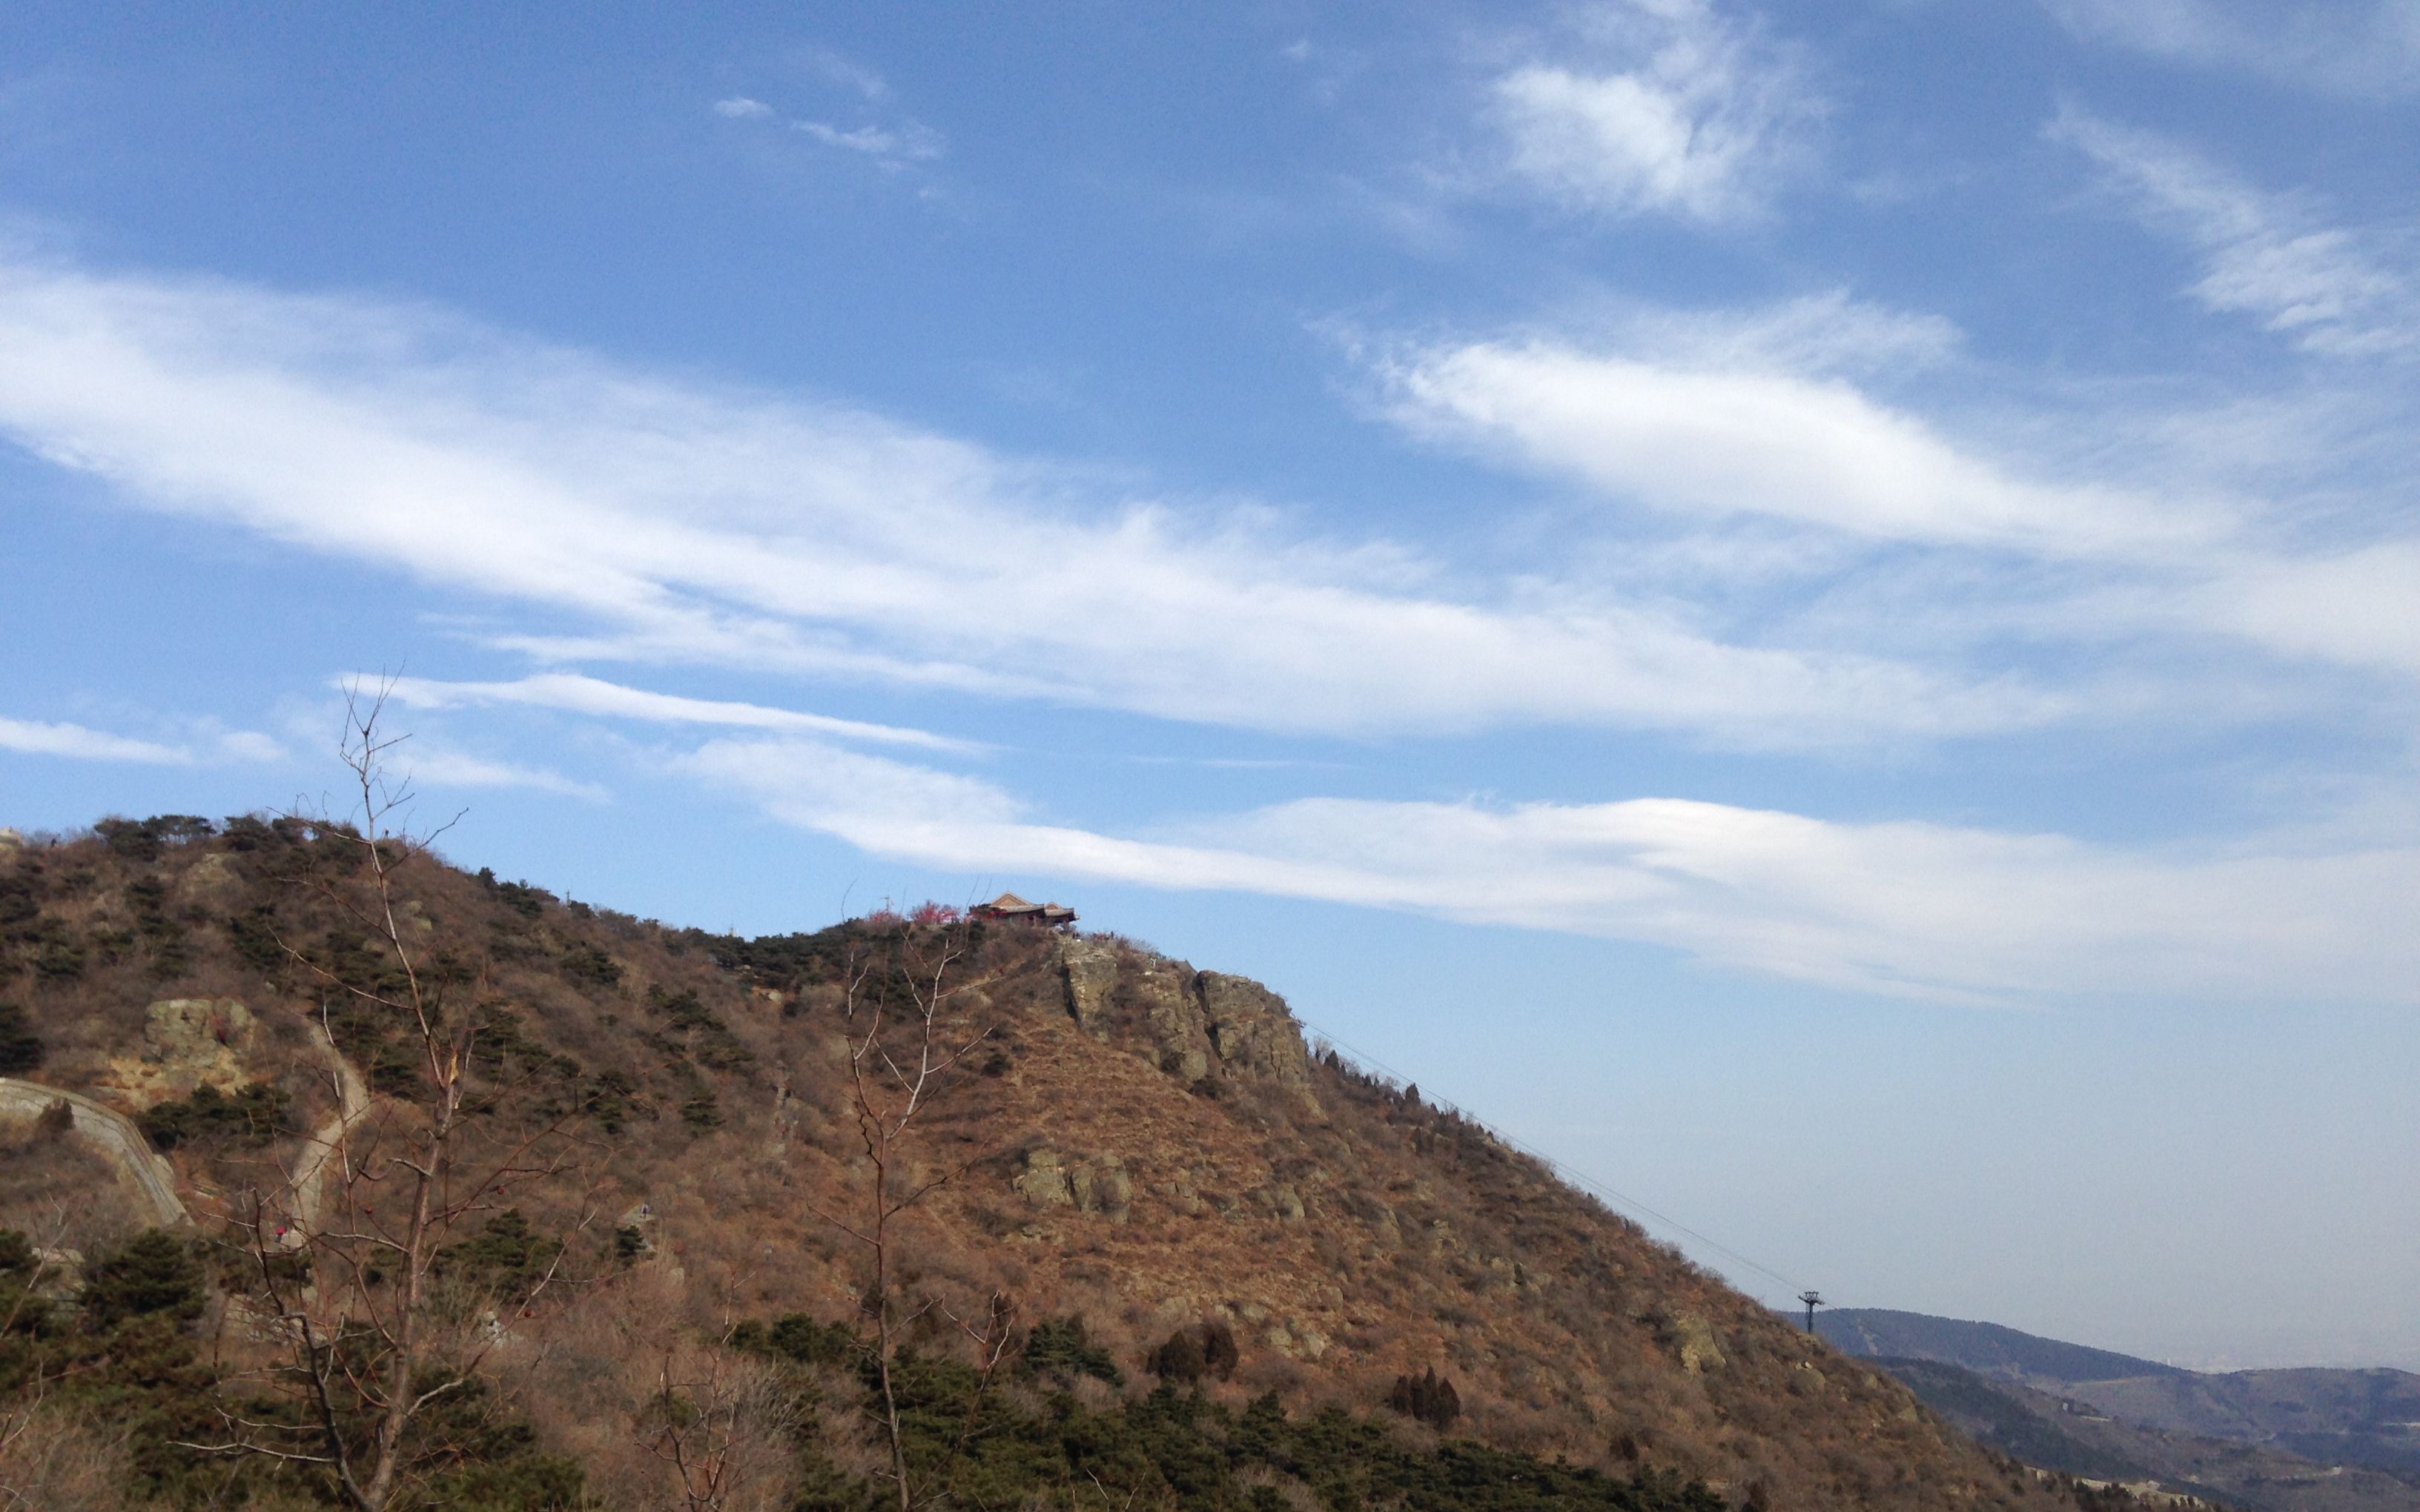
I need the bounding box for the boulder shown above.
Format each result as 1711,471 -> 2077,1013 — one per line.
1015,1148 -> 1074,1207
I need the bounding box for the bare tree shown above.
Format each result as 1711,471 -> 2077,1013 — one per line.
641,1324 -> 803,1512
807,923 -> 1018,1512
187,684 -> 589,1510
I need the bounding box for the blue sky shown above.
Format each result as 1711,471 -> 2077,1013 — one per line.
2,1 -> 2416,1368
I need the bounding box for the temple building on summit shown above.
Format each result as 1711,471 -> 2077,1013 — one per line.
971,892 -> 1077,926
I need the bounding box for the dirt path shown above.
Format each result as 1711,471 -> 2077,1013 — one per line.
287,1027 -> 370,1236
0,1078 -> 189,1227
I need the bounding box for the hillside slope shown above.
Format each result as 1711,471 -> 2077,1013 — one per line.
0,815 -> 2176,1511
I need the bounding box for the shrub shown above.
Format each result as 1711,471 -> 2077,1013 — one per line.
0,1000 -> 42,1072
1387,1366 -> 1463,1430
733,1312 -> 859,1367
136,1082 -> 289,1150
79,1229 -> 205,1327
1021,1314 -> 1125,1387
1148,1319 -> 1240,1383
436,1210 -> 565,1302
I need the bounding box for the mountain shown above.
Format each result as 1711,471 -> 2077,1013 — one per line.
0,813 -> 2192,1511
1820,1310 -> 2420,1511
1819,1309 -> 2189,1392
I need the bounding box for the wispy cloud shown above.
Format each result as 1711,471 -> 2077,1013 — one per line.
0,712 -> 284,764
0,254 -> 2046,746
683,735 -> 2420,1007
403,743 -> 608,800
2049,107 -> 2420,358
2043,0 -> 2420,99
1372,298 -> 2420,679
794,118 -> 944,168
1486,0 -> 1818,222
371,672 -> 970,751
0,714 -> 190,763
710,76 -> 945,173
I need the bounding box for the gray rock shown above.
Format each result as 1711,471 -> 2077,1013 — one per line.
1057,938 -> 1119,1038
1015,1148 -> 1074,1207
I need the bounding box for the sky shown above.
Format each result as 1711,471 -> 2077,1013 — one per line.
1,1 -> 2415,1370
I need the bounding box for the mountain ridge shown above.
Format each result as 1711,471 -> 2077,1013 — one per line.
0,813 -> 2195,1511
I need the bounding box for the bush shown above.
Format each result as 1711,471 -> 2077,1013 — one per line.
1021,1314 -> 1125,1387
437,1210 -> 565,1302
1148,1319 -> 1240,1383
136,1082 -> 288,1150
0,1000 -> 42,1072
733,1312 -> 859,1367
79,1229 -> 205,1327
1387,1366 -> 1463,1430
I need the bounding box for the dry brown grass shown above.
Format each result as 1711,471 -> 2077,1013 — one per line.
0,826 -> 2086,1512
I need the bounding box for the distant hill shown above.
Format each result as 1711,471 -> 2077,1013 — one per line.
1822,1310 -> 2420,1508
1880,1357 -> 2420,1512
1819,1307 -> 2188,1390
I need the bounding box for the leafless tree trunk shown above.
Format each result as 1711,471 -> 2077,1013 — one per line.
186,683 -> 586,1510
807,924 -> 1016,1512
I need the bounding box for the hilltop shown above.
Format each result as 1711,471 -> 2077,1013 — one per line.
1,813 -> 2188,1511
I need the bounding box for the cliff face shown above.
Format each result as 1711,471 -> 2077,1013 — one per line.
0,818 -> 2096,1511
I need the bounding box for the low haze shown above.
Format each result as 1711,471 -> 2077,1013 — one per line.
3,1 -> 2415,1371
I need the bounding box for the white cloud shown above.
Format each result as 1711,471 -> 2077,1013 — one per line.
2043,0 -> 2420,99
1375,310 -> 2420,679
2049,109 -> 2420,358
1380,333 -> 2212,557
0,254 -> 2046,746
404,743 -> 608,801
0,714 -> 189,763
0,713 -> 285,764
796,119 -> 944,166
685,735 -> 2420,1006
711,97 -> 773,119
1488,0 -> 1816,221
371,672 -> 968,751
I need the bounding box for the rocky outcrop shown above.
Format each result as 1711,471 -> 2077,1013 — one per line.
1058,938 -> 1118,1038
99,998 -> 259,1110
1053,942 -> 1320,1113
1660,1311 -> 1728,1375
1014,1147 -> 1133,1219
1194,974 -> 1320,1112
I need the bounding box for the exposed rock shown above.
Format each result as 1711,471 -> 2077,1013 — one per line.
1124,955 -> 1215,1081
176,851 -> 240,902
617,1201 -> 659,1256
1024,1147 -> 1132,1218
1057,938 -> 1118,1038
1069,1153 -> 1134,1218
1194,973 -> 1322,1113
1015,1148 -> 1074,1207
102,998 -> 258,1108
1259,1184 -> 1307,1221
0,827 -> 21,850
1663,1312 -> 1728,1375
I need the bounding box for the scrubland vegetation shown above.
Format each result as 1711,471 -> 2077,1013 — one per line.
0,798 -> 2197,1511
